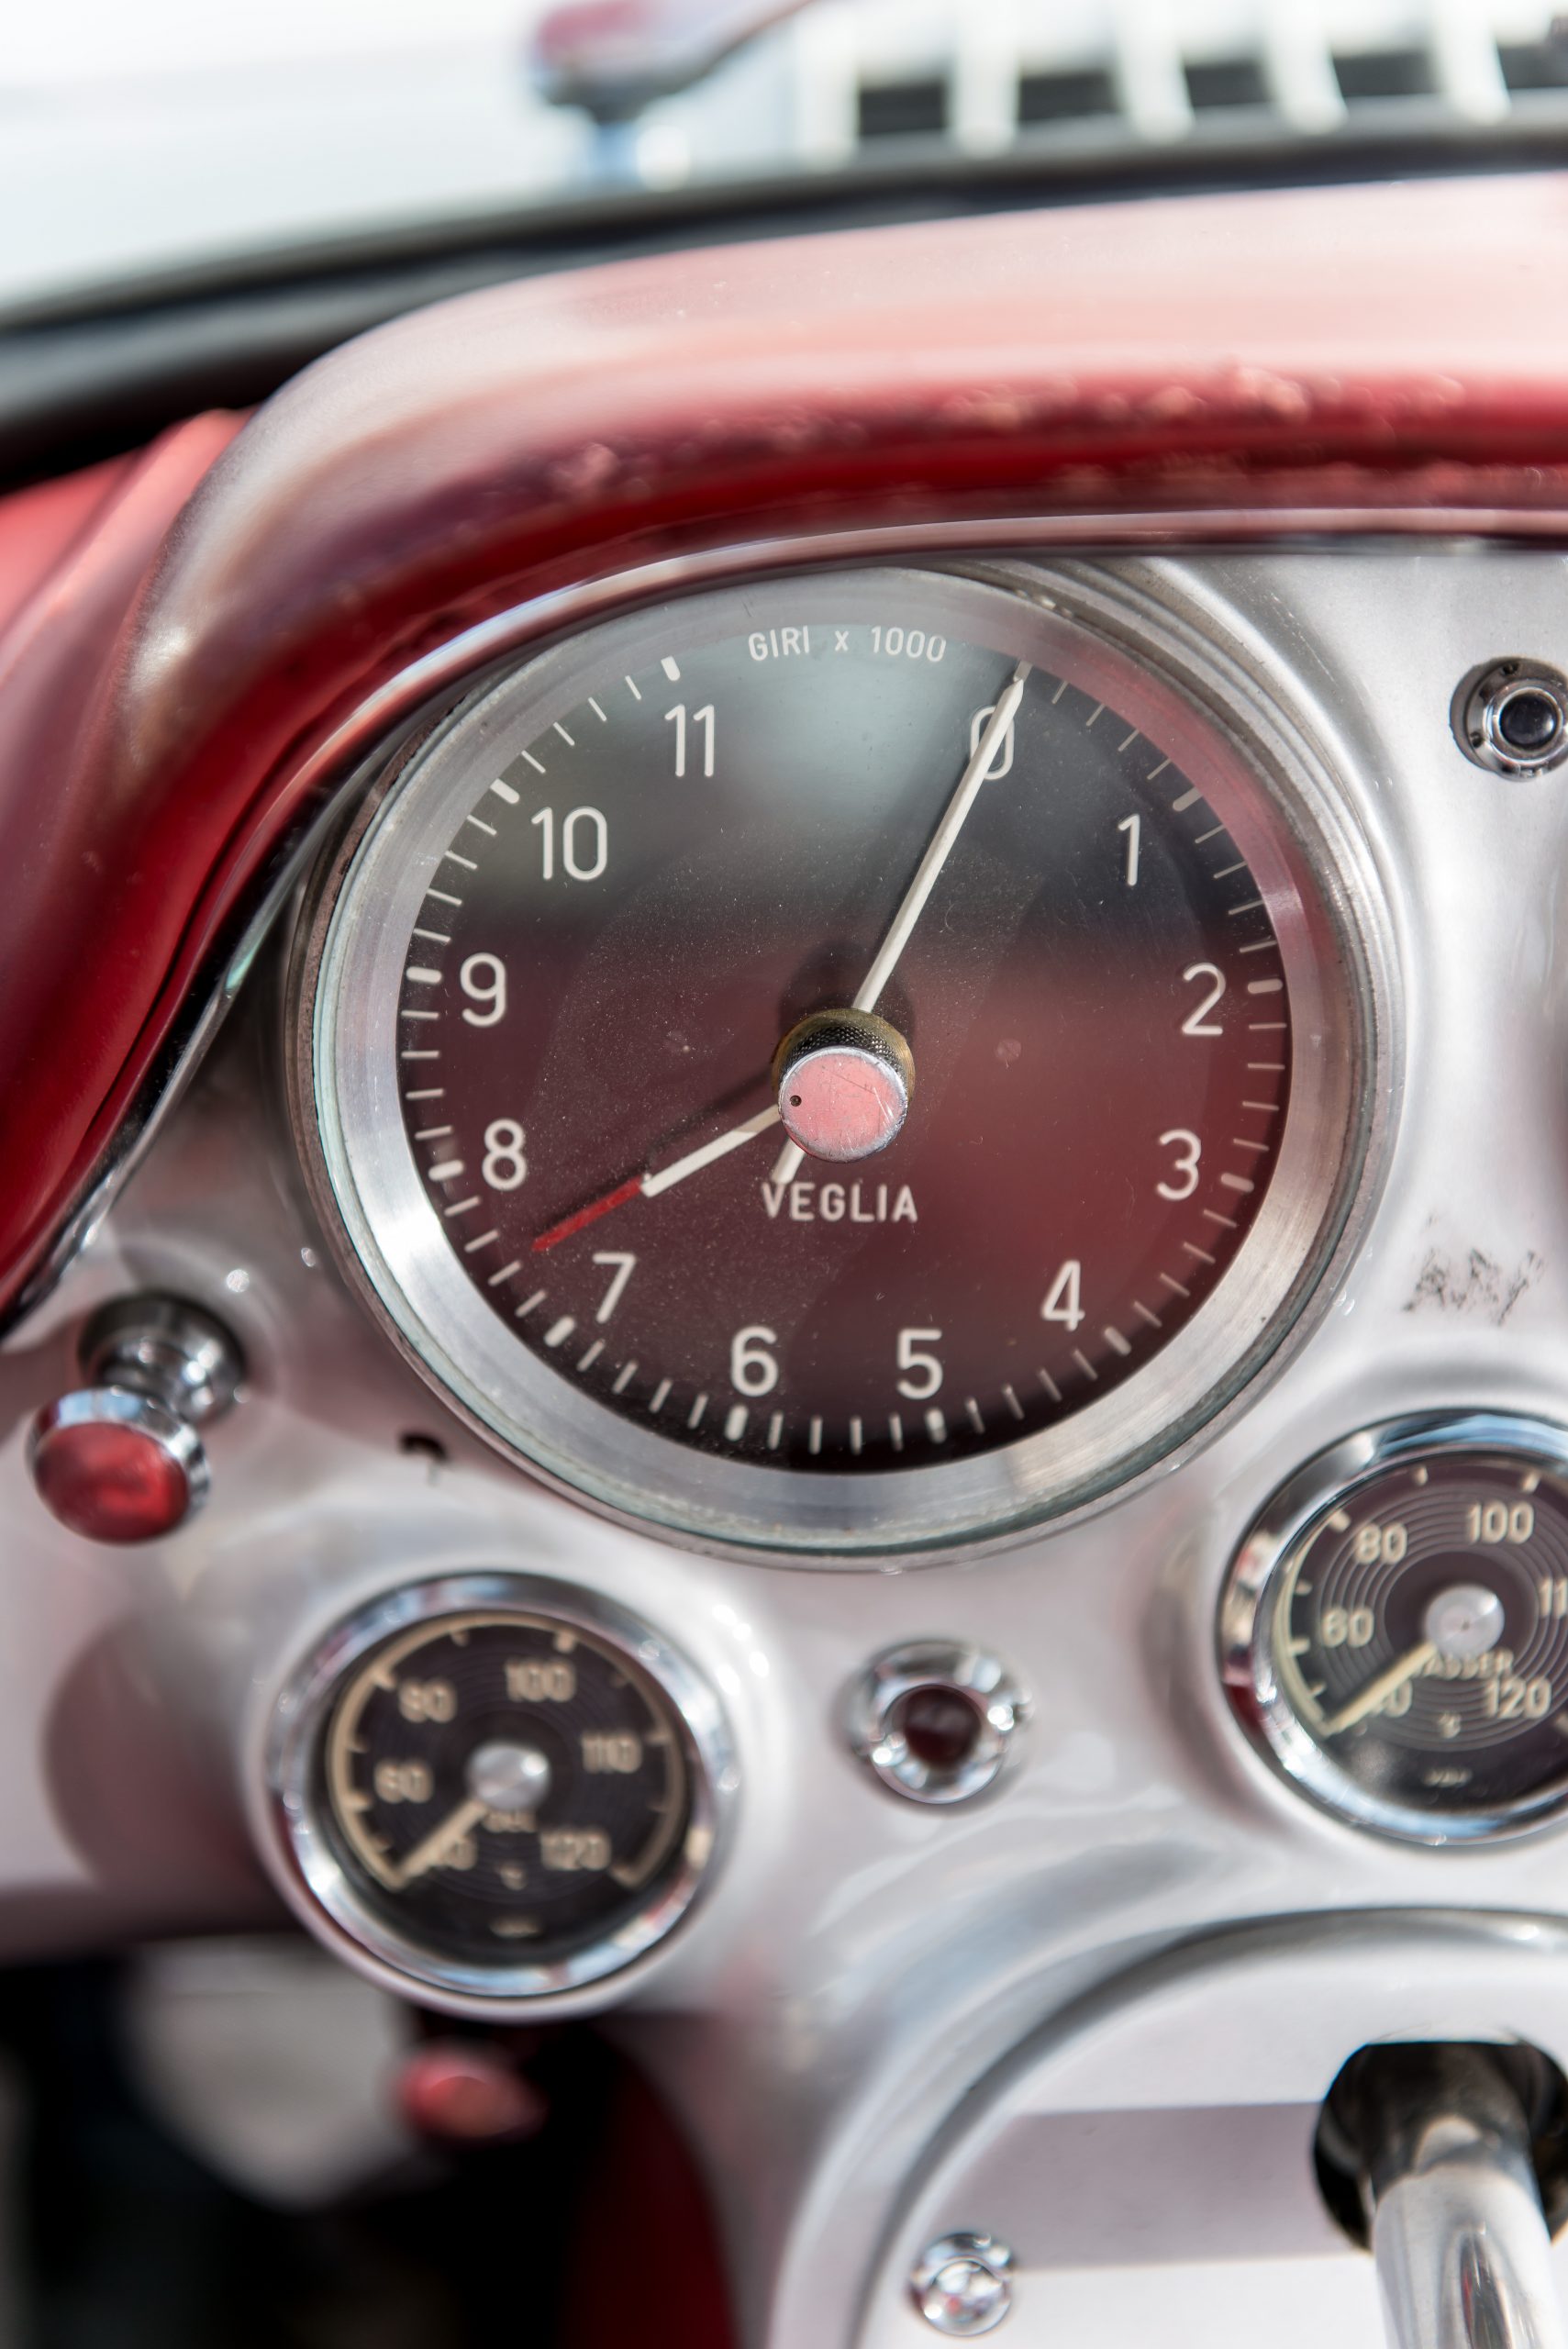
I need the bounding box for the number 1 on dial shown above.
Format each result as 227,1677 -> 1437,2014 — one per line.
1117,814 -> 1140,886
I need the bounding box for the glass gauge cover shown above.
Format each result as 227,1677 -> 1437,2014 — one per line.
265,1576 -> 732,2007
297,563 -> 1373,1556
1221,1414 -> 1568,1843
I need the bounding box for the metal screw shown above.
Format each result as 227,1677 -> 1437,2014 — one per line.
909,2233 -> 1014,2335
395,2039 -> 546,2143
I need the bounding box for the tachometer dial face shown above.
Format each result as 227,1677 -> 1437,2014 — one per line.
1221,1417 -> 1568,1842
268,1578 -> 729,2006
302,565 -> 1369,1555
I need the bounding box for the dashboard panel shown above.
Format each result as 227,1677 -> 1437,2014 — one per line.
6,175 -> 1568,2349
6,538 -> 1568,2343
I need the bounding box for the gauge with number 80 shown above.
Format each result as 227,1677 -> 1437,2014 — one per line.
263,1576 -> 734,2009
1220,1414 -> 1568,1843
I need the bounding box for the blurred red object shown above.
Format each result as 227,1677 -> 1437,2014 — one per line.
395,2039 -> 548,2143
562,2058 -> 737,2349
530,0 -> 812,117
30,1404 -> 196,1544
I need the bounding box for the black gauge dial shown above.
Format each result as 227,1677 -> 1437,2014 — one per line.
306,565 -> 1368,1553
319,1608 -> 697,1968
1223,1418 -> 1568,1842
398,594 -> 1286,1466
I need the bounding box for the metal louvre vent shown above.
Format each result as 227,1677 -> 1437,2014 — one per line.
785,2 -> 1568,161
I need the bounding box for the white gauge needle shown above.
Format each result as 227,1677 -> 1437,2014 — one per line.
769,660 -> 1031,1185
533,1103 -> 783,1250
1320,1641 -> 1437,1738
640,1102 -> 783,1197
394,1795 -> 488,1887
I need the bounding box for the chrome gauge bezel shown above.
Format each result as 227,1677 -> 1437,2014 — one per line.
261,1573 -> 735,2013
291,553 -> 1389,1562
1219,1411 -> 1568,1846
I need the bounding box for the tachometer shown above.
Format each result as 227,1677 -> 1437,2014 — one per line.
295,563 -> 1375,1555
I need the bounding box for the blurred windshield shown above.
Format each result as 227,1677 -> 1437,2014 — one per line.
4,0 -> 1567,310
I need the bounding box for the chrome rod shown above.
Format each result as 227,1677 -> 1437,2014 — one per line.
1361,2051 -> 1568,2349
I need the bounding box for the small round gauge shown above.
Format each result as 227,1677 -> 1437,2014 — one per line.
297,562 -> 1376,1556
265,1577 -> 732,2007
1220,1414 -> 1568,1843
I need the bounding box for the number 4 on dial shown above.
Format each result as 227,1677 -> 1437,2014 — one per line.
1040,1260 -> 1084,1331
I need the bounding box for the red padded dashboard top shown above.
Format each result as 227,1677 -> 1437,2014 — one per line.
3,170 -> 1568,1319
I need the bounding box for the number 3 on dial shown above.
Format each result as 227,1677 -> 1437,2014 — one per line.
1156,1130 -> 1202,1200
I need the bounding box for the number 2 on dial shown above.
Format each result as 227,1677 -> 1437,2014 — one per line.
1180,963 -> 1226,1036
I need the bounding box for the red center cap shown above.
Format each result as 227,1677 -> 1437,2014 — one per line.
778,1042 -> 909,1163
30,1402 -> 195,1543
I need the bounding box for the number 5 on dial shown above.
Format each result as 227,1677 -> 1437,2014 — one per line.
895,1328 -> 942,1400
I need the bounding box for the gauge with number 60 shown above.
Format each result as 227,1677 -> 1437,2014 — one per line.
261,1576 -> 734,2009
1220,1414 -> 1568,1843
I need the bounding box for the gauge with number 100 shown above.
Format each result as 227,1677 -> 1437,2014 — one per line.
297,564 -> 1371,1556
264,1576 -> 732,2008
1221,1415 -> 1568,1842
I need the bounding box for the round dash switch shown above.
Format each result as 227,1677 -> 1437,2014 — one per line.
29,1390 -> 204,1543
28,1297 -> 243,1543
846,1640 -> 1028,1804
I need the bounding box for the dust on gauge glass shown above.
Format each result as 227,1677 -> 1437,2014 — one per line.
303,565 -> 1367,1552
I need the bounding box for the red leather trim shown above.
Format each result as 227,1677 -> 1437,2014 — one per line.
0,456 -> 139,639
5,171 -> 1568,1315
0,413 -> 244,1313
562,2059 -> 737,2349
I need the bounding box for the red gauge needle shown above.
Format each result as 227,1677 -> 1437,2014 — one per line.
532,1103 -> 783,1252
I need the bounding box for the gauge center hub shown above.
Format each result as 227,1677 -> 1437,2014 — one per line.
1424,1582 -> 1506,1662
467,1739 -> 552,1814
773,1009 -> 913,1163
